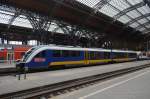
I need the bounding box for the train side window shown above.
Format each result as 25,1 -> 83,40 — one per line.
62,50 -> 70,57
129,53 -> 136,58
53,50 -> 61,57
99,52 -> 104,59
89,51 -> 96,60
116,52 -> 121,58
104,52 -> 110,59
71,51 -> 80,57
95,52 -> 100,59
89,52 -> 92,59
35,51 -> 46,58
71,51 -> 76,57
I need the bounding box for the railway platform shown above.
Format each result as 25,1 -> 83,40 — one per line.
0,60 -> 150,97
0,63 -> 16,74
0,63 -> 15,69
55,63 -> 150,99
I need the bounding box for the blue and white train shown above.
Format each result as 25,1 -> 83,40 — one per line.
16,45 -> 139,69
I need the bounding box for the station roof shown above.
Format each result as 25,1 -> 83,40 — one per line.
0,0 -> 150,38
77,0 -> 150,34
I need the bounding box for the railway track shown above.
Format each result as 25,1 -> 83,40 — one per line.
0,64 -> 150,99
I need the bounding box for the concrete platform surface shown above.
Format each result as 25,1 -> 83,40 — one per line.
0,60 -> 150,95
54,64 -> 150,99
0,63 -> 15,69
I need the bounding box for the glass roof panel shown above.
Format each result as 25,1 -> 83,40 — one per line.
127,0 -> 143,5
99,4 -> 119,17
126,10 -> 141,18
48,23 -> 57,31
92,0 -> 106,8
0,0 -> 149,34
76,0 -> 99,8
137,6 -> 150,14
109,0 -> 130,11
0,13 -> 12,24
0,10 -> 14,16
118,15 -> 131,23
48,22 -> 64,33
138,18 -> 148,24
146,24 -> 150,28
148,16 -> 150,20
139,27 -> 145,31
130,22 -> 140,28
12,15 -> 32,28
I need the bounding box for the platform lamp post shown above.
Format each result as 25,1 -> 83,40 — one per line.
24,66 -> 28,79
146,40 -> 149,56
146,41 -> 148,52
110,41 -> 113,62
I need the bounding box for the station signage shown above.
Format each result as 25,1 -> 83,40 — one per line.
34,58 -> 46,62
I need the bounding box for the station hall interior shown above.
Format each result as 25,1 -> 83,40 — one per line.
0,0 -> 150,99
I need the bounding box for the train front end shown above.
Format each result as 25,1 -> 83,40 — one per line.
15,47 -> 36,70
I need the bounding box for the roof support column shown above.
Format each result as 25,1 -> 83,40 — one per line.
7,8 -> 21,29
24,11 -> 52,45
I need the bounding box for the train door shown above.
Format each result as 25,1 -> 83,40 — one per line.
84,51 -> 89,65
7,52 -> 14,64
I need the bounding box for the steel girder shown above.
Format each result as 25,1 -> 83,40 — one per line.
53,21 -> 87,46
0,3 -> 143,49
54,21 -> 73,34
126,13 -> 150,26
136,22 -> 150,30
26,13 -> 51,31
0,5 -> 21,30
113,2 -> 146,20
125,0 -> 150,33
79,0 -> 112,29
107,0 -> 149,35
54,20 -> 101,39
144,0 -> 150,7
93,0 -> 111,12
142,28 -> 150,34
7,8 -> 21,29
109,2 -> 147,31
53,20 -> 109,47
1,4 -> 105,47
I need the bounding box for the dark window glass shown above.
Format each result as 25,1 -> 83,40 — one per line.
71,51 -> 76,57
104,52 -> 110,59
89,51 -> 94,59
99,52 -> 104,59
62,50 -> 70,57
70,51 -> 80,57
114,53 -> 120,58
35,51 -> 46,58
89,51 -> 99,60
128,53 -> 137,58
53,50 -> 61,57
53,50 -> 81,57
114,52 -> 127,58
88,51 -> 105,60
95,52 -> 100,59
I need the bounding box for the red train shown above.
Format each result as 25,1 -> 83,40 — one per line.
0,45 -> 31,63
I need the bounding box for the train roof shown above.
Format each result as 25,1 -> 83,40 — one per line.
32,45 -> 138,53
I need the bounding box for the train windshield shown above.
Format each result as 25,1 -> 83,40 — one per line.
22,48 -> 36,62
22,46 -> 46,62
